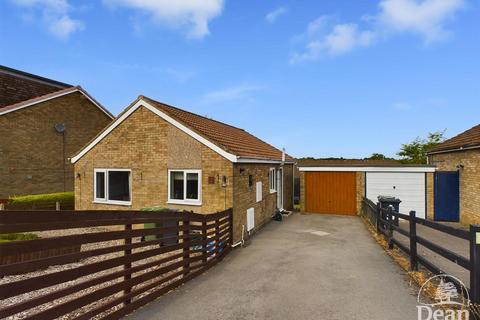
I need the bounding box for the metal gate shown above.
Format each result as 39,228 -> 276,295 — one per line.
434,171 -> 460,222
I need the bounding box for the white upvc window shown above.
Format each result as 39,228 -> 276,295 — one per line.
256,181 -> 262,202
94,169 -> 132,206
168,169 -> 202,206
269,168 -> 277,193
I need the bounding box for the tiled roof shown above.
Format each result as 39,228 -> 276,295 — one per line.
0,86 -> 113,118
0,65 -> 71,110
142,96 -> 294,161
428,124 -> 480,153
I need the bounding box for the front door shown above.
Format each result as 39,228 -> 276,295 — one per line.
434,171 -> 460,222
277,168 -> 283,210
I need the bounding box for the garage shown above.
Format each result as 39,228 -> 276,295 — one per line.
366,172 -> 427,219
305,172 -> 357,215
298,161 -> 436,218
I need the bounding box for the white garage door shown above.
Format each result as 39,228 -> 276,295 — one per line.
366,172 -> 426,219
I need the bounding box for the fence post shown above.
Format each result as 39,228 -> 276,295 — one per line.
229,209 -> 234,246
470,225 -> 480,304
409,211 -> 418,271
183,218 -> 190,277
202,217 -> 207,264
124,223 -> 132,305
55,201 -> 60,211
388,207 -> 394,250
215,217 -> 220,257
0,203 -> 4,211
376,202 -> 381,233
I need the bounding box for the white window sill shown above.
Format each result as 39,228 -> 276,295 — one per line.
167,200 -> 202,206
269,190 -> 277,194
93,200 -> 132,206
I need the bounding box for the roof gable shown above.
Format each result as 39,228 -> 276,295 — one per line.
72,96 -> 293,164
0,86 -> 113,118
428,124 -> 480,154
0,65 -> 71,110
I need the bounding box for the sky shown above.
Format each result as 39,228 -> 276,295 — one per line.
0,0 -> 479,159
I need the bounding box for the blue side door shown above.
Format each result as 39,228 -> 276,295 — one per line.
434,171 -> 460,222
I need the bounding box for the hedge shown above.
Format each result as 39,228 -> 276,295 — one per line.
7,192 -> 74,210
0,233 -> 39,243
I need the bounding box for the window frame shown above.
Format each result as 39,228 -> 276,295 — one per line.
256,181 -> 263,203
167,169 -> 202,206
93,168 -> 132,206
269,168 -> 277,193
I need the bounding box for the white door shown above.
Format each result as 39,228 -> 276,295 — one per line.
366,172 -> 426,219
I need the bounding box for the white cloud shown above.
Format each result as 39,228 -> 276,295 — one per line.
202,84 -> 264,105
291,0 -> 465,63
392,102 -> 413,110
392,98 -> 448,110
9,0 -> 84,39
378,0 -> 465,42
104,0 -> 224,39
290,21 -> 375,63
265,6 -> 287,23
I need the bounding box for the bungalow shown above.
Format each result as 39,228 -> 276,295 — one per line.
71,95 -> 294,242
427,124 -> 480,225
0,65 -> 113,199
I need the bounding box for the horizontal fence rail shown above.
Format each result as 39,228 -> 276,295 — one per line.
0,209 -> 233,319
360,197 -> 480,305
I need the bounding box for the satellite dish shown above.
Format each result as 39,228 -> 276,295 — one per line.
54,123 -> 66,133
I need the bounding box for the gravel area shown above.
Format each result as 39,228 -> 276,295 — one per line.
1,227 -> 186,319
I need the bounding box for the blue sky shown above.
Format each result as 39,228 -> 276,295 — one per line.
1,0 -> 479,159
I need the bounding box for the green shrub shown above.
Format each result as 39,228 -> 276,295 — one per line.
140,206 -> 173,212
9,192 -> 74,205
0,233 -> 39,243
7,192 -> 74,210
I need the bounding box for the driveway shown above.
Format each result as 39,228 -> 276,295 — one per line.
128,213 -> 419,320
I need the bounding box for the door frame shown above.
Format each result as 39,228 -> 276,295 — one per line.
277,168 -> 283,210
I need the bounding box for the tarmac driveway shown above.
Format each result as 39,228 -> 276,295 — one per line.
128,213 -> 419,320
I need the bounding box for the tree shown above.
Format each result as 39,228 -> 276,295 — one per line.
364,153 -> 395,161
397,131 -> 446,164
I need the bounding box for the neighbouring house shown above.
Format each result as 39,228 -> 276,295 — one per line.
0,65 -> 114,199
297,159 -> 435,219
427,124 -> 480,225
71,95 -> 295,242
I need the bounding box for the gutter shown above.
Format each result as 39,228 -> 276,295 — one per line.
236,156 -> 295,164
427,144 -> 480,156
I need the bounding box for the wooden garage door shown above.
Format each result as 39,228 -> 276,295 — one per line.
305,172 -> 357,215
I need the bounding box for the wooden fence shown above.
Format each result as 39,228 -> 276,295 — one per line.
0,209 -> 233,319
361,198 -> 480,304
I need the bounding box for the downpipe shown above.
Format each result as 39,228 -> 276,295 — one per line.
231,225 -> 245,248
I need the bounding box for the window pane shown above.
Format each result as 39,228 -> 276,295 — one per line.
186,173 -> 199,200
96,172 -> 105,199
170,171 -> 184,200
108,171 -> 130,201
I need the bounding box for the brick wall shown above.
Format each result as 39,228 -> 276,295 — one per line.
232,163 -> 279,242
356,172 -> 366,214
0,92 -> 112,199
429,150 -> 480,225
299,171 -> 305,212
74,106 -> 234,215
426,172 -> 434,220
